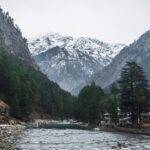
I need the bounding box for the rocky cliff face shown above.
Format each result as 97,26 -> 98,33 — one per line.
29,33 -> 125,94
0,8 -> 36,68
93,30 -> 150,88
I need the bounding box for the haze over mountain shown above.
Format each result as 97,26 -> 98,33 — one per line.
28,33 -> 125,94
1,0 -> 150,45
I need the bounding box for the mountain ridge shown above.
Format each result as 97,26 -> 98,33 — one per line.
92,30 -> 150,89
29,33 -> 125,94
0,8 -> 76,119
0,8 -> 37,69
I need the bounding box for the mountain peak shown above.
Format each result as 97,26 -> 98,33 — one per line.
28,33 -> 125,94
93,29 -> 150,89
29,33 -> 125,58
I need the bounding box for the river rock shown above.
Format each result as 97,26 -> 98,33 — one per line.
0,124 -> 25,149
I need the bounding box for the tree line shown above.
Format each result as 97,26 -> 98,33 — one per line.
0,48 -> 76,120
0,47 -> 149,125
76,61 -> 150,126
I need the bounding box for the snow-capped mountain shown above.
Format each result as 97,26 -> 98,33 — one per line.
93,30 -> 150,89
28,33 -> 125,94
29,33 -> 124,66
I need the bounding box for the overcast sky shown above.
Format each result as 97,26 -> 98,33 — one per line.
0,0 -> 150,44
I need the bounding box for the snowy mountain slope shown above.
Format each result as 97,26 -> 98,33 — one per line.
29,33 -> 124,66
28,33 -> 125,94
93,30 -> 150,89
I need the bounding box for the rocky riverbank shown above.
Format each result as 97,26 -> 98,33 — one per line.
98,125 -> 150,136
0,124 -> 25,150
113,126 -> 150,135
1,119 -> 150,150
27,119 -> 150,136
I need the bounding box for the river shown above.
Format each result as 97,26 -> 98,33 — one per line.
14,126 -> 150,150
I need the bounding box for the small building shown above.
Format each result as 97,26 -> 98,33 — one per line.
141,112 -> 150,124
104,113 -> 111,121
118,117 -> 131,126
103,113 -> 111,125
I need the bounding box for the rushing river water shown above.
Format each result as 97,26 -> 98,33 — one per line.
14,127 -> 150,150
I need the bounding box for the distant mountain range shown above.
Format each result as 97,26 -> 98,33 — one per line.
93,30 -> 150,89
28,33 -> 125,94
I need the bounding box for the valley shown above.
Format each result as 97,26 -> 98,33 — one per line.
0,2 -> 150,150
29,34 -> 125,94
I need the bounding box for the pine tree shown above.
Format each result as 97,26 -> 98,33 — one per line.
107,94 -> 118,123
11,95 -> 21,118
0,48 -> 76,120
107,83 -> 119,123
118,62 -> 149,124
111,83 -> 119,101
77,82 -> 104,124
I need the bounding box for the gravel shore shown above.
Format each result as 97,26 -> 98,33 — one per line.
0,124 -> 25,150
114,126 -> 150,135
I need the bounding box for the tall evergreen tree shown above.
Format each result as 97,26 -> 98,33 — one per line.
118,62 -> 149,124
107,94 -> 118,123
107,83 -> 119,123
0,48 -> 76,120
77,82 -> 105,124
111,83 -> 119,102
11,95 -> 21,118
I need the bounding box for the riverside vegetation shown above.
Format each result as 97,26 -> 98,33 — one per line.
0,48 -> 76,120
0,46 -> 149,127
0,6 -> 150,150
0,6 -> 149,126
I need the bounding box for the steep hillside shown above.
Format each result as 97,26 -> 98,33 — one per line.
0,8 -> 76,120
29,33 -> 125,94
0,8 -> 36,68
0,48 -> 76,119
93,30 -> 150,88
